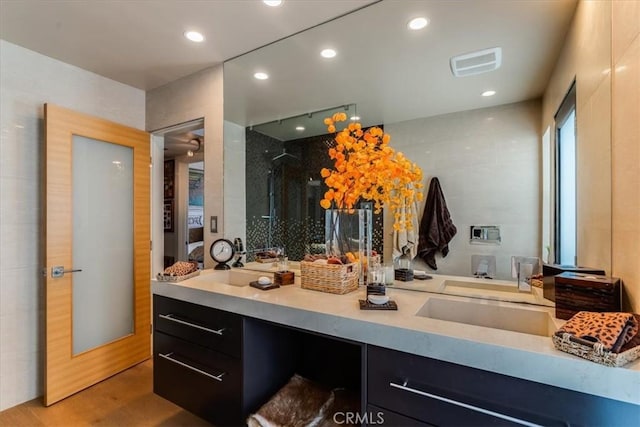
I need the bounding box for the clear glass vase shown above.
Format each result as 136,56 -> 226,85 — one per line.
325,202 -> 373,286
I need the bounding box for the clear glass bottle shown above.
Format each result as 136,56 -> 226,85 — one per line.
368,257 -> 385,285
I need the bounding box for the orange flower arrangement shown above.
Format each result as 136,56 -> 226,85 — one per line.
320,112 -> 423,231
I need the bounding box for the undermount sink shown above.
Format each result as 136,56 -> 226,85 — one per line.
191,269 -> 264,286
442,279 -> 521,294
416,297 -> 556,336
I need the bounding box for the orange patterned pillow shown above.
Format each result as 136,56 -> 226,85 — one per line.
558,311 -> 639,352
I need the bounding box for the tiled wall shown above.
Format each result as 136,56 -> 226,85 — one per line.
612,1 -> 640,312
384,100 -> 541,280
0,40 -> 145,411
245,129 -> 383,261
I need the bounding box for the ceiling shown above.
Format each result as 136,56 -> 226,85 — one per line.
0,0 -> 578,142
226,0 -> 579,141
0,0 -> 377,90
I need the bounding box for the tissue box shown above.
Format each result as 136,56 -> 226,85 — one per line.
554,272 -> 621,320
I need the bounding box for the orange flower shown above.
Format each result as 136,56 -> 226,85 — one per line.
319,113 -> 424,231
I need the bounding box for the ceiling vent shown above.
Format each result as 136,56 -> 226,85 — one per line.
450,47 -> 502,77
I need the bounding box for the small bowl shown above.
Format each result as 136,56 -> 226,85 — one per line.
368,295 -> 390,305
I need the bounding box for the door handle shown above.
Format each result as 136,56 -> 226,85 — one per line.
159,352 -> 225,382
51,266 -> 83,278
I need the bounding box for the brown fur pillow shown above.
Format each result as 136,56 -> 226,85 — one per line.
247,375 -> 334,427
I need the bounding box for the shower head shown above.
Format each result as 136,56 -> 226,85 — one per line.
272,149 -> 299,162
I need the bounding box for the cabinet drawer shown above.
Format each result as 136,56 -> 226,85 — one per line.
368,346 -> 640,426
368,404 -> 433,426
154,295 -> 242,358
368,346 -> 565,426
154,331 -> 242,426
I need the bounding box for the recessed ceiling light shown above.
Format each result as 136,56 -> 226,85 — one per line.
350,116 -> 360,121
482,90 -> 496,97
263,0 -> 282,6
184,31 -> 204,42
296,126 -> 305,131
321,49 -> 337,58
254,72 -> 269,80
407,17 -> 429,30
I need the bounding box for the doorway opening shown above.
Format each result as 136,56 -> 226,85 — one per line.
152,118 -> 205,275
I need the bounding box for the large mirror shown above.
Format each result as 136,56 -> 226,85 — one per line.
223,0 -> 598,281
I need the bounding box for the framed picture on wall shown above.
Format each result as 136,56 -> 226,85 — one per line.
164,159 -> 175,199
163,200 -> 174,232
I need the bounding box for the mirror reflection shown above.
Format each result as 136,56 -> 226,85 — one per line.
223,0 -> 595,282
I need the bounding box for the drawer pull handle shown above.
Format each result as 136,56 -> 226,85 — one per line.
159,352 -> 225,382
389,382 -> 541,427
159,313 -> 225,335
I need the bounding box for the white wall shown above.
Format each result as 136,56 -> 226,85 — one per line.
146,66 -> 224,269
384,100 -> 541,280
223,121 -> 246,247
0,40 -> 145,410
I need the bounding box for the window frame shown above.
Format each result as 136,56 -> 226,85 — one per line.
553,81 -> 577,265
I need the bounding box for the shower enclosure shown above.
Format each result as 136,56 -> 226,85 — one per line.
244,105 -> 382,262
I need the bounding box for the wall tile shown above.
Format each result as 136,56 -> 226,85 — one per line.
576,75 -> 612,272
575,0 -> 612,111
612,33 -> 640,312
612,0 -> 640,64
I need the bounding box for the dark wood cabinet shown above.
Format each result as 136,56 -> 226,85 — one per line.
153,295 -> 295,426
153,294 -> 639,426
367,345 -> 640,426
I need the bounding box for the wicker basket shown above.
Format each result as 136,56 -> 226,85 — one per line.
300,261 -> 359,294
552,333 -> 640,367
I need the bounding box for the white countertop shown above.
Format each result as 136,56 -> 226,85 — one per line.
152,268 -> 640,405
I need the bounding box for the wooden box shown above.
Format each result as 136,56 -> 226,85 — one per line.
273,271 -> 295,286
542,264 -> 605,302
554,272 -> 621,320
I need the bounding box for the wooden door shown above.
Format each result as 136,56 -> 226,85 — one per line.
44,104 -> 150,405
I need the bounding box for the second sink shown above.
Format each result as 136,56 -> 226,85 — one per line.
416,297 -> 557,336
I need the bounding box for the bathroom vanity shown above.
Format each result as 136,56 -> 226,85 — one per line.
152,269 -> 640,425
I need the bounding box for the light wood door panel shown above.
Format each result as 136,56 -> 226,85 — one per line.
44,104 -> 150,405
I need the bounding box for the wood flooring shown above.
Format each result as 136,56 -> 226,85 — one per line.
0,360 -> 212,426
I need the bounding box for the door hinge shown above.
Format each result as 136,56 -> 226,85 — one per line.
150,324 -> 153,334
150,240 -> 152,251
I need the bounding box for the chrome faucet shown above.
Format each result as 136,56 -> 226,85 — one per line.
512,256 -> 540,292
516,262 -> 533,292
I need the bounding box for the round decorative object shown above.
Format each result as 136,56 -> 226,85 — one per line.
368,295 -> 389,305
210,239 -> 235,270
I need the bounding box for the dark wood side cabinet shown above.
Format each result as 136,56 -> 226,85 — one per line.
367,345 -> 640,426
153,295 -> 296,426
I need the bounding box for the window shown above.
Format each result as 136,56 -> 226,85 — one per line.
554,82 -> 577,265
